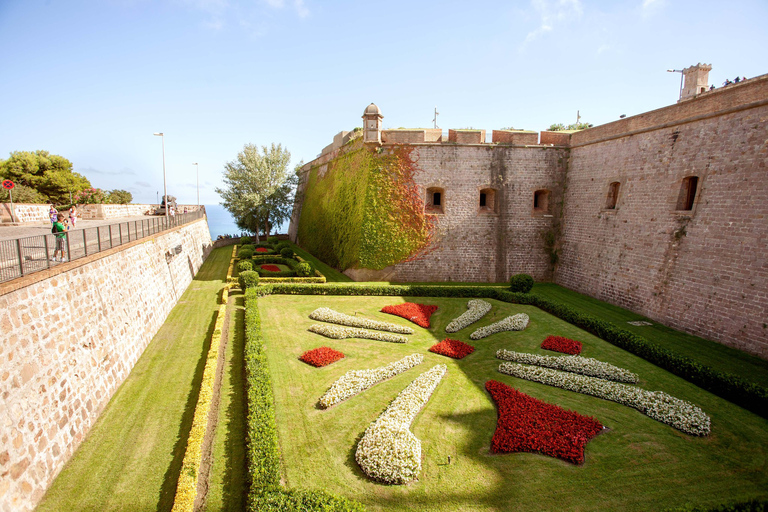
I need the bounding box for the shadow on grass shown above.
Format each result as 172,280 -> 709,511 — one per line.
219,292 -> 248,511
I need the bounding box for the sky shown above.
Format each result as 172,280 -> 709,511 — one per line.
0,0 -> 766,206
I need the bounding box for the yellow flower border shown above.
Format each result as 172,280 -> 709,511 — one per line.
170,245 -> 237,512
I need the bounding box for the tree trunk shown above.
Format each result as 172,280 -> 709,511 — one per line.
264,212 -> 270,239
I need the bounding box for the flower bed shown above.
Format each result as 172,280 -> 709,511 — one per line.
496,349 -> 639,384
300,347 -> 345,368
256,247 -> 270,253
429,338 -> 475,359
470,313 -> 529,339
498,362 -> 711,435
486,380 -> 603,465
318,354 -> 423,408
309,307 -> 414,334
541,335 -> 582,355
381,302 -> 438,328
355,364 -> 447,484
308,324 -> 408,343
260,264 -> 282,272
445,299 -> 492,332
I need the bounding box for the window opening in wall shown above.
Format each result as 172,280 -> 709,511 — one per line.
479,193 -> 487,207
533,189 -> 550,213
425,187 -> 445,214
605,181 -> 620,209
677,176 -> 699,210
478,188 -> 497,213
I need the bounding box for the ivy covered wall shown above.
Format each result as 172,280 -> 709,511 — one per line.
296,140 -> 434,271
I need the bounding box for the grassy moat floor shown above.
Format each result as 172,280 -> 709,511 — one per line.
35,244 -> 768,511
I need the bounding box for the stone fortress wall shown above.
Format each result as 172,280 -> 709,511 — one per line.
0,203 -> 204,224
0,218 -> 212,512
290,66 -> 768,357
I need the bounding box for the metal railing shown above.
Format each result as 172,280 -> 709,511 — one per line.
0,210 -> 205,284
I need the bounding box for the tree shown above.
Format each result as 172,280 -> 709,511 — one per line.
215,143 -> 294,241
0,183 -> 47,203
106,189 -> 133,204
0,150 -> 91,203
548,121 -> 592,131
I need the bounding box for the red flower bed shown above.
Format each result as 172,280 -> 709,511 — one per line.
429,338 -> 475,359
486,380 -> 603,464
260,264 -> 281,272
256,247 -> 269,253
380,302 -> 438,328
300,347 -> 345,367
541,335 -> 583,355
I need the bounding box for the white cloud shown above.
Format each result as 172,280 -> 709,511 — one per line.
521,0 -> 583,49
641,0 -> 665,17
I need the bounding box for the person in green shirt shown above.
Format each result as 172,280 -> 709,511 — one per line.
51,213 -> 68,262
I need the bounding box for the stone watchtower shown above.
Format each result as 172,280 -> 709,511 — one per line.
362,103 -> 383,144
680,63 -> 712,101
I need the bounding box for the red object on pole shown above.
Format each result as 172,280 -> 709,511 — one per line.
2,179 -> 14,190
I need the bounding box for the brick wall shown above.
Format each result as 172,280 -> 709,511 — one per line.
557,98 -> 768,357
492,130 -> 539,145
384,144 -> 567,282
0,204 -> 49,224
0,219 -> 212,512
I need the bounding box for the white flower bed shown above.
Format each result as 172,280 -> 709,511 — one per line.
498,362 -> 710,436
355,364 -> 447,484
469,313 -> 529,339
496,349 -> 639,384
308,324 -> 408,343
310,307 -> 414,334
445,299 -> 492,333
318,354 -> 424,409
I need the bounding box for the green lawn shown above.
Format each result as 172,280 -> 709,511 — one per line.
36,247 -> 233,512
258,294 -> 768,512
532,283 -> 768,388
205,292 -> 248,511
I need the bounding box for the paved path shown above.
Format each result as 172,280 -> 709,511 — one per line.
0,215 -> 153,241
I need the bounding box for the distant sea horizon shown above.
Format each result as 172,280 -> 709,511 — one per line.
204,203 -> 289,239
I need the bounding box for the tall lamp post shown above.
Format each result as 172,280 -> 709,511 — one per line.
192,162 -> 199,206
667,69 -> 684,100
153,132 -> 168,221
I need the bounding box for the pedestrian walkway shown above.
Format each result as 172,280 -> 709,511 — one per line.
0,215 -> 150,241
34,247 -> 244,512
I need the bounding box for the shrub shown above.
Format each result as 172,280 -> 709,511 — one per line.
509,273 -> 534,293
295,262 -> 313,277
237,260 -> 254,273
239,247 -> 255,260
275,241 -> 291,252
280,247 -> 294,259
267,236 -> 279,245
239,270 -> 260,289
240,236 -> 252,245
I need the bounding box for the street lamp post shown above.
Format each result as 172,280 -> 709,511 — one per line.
192,162 -> 199,206
153,132 -> 168,221
667,69 -> 684,100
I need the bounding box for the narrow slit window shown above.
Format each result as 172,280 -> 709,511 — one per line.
533,189 -> 550,213
479,193 -> 487,207
425,187 -> 445,214
677,176 -> 699,210
605,181 -> 620,209
433,192 -> 442,206
478,188 -> 497,213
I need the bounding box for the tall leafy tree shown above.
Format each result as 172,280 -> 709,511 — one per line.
215,143 -> 295,240
0,150 -> 91,203
106,189 -> 133,204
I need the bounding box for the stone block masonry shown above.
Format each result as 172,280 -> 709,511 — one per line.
0,219 -> 212,512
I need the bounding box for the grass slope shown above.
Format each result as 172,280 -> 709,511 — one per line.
532,283 -> 768,388
36,247 -> 232,512
258,294 -> 768,512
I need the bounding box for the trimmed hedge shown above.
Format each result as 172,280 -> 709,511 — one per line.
251,283 -> 768,419
239,271 -> 260,289
509,273 -> 534,293
244,289 -> 365,511
237,260 -> 254,273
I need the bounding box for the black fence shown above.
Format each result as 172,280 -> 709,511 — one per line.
0,210 -> 205,284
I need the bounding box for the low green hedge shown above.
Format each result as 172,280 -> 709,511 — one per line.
252,256 -> 298,278
251,283 -> 768,419
244,290 -> 365,511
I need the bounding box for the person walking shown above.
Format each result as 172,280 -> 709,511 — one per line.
69,205 -> 78,228
49,204 -> 58,225
51,213 -> 68,262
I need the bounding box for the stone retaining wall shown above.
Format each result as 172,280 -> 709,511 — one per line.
0,218 -> 212,512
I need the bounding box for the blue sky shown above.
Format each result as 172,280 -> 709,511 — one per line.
1,0 -> 766,206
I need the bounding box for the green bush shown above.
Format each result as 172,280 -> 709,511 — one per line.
295,262 -> 313,277
275,241 -> 290,251
267,236 -> 279,246
240,236 -> 252,245
280,247 -> 294,259
509,273 -> 534,293
237,260 -> 254,273
244,289 -> 364,511
239,270 -> 260,289
239,247 -> 255,260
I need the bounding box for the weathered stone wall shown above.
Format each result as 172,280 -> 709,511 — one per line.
557,76 -> 768,357
381,144 -> 567,282
1,204 -> 204,223
0,218 -> 212,512
0,204 -> 49,224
